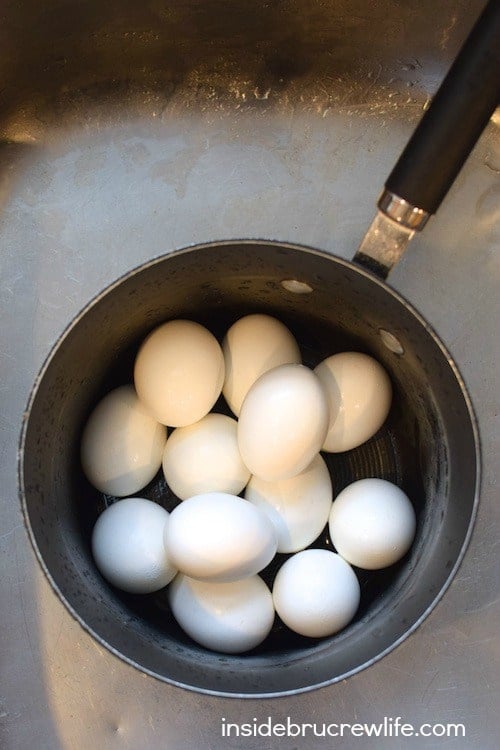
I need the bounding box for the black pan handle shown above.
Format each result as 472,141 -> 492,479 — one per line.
382,0 -> 500,222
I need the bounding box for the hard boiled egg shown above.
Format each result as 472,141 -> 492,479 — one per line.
80,385 -> 166,497
272,549 -> 360,638
237,364 -> 329,481
162,413 -> 250,500
164,492 -> 277,582
222,314 -> 301,416
245,454 -> 333,553
328,478 -> 416,569
168,574 -> 275,653
91,498 -> 177,593
134,319 -> 225,427
314,352 -> 392,452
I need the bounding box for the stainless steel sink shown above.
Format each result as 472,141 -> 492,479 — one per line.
1,1 -> 498,746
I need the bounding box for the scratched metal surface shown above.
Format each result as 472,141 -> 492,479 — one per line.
1,1 -> 499,748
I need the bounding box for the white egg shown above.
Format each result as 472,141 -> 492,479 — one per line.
162,413 -> 250,500
168,574 -> 274,654
329,478 -> 416,569
80,385 -> 167,497
314,352 -> 392,452
237,364 -> 329,481
245,455 -> 333,553
222,314 -> 301,416
272,549 -> 360,638
134,319 -> 225,427
164,492 -> 277,582
91,498 -> 177,593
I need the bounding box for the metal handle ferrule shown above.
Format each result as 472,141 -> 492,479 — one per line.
377,189 -> 431,232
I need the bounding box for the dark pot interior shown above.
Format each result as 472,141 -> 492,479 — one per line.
20,240 -> 479,696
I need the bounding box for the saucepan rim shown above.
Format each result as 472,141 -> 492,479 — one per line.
18,238 -> 481,698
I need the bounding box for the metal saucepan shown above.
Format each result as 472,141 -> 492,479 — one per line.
19,1 -> 499,696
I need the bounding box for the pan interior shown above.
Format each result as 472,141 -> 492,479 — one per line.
83,301 -> 417,655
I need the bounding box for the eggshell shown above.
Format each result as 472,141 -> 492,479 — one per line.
329,478 -> 416,569
162,413 -> 250,500
222,314 -> 301,416
272,549 -> 360,638
91,498 -> 177,593
80,385 -> 166,497
237,364 -> 329,481
168,574 -> 275,653
314,351 -> 392,452
164,492 -> 277,582
245,455 -> 333,552
134,319 -> 225,427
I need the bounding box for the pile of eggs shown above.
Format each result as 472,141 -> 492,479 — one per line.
81,314 -> 416,654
